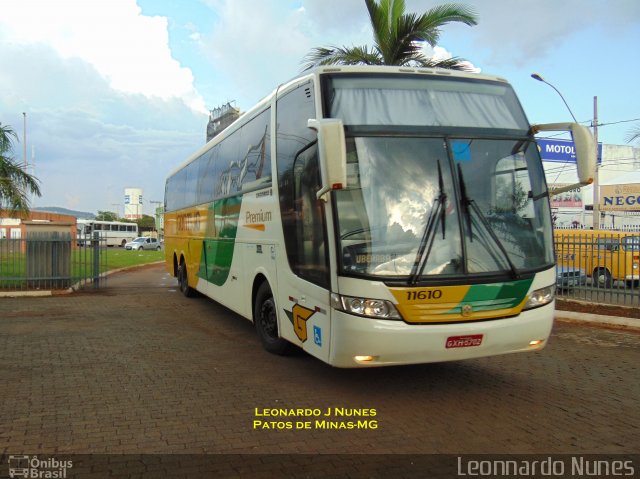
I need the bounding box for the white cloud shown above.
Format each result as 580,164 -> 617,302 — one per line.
202,0 -> 313,109
421,44 -> 481,73
454,0 -> 640,66
0,41 -> 205,213
0,0 -> 206,112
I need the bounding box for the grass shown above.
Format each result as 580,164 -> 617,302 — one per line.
0,245 -> 166,289
101,248 -> 165,270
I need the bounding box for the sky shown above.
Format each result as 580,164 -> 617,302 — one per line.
0,0 -> 639,215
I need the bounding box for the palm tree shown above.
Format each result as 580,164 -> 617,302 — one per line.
303,0 -> 478,70
0,122 -> 41,214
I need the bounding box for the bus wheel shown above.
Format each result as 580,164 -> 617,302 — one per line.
254,282 -> 291,355
592,268 -> 612,288
178,261 -> 196,297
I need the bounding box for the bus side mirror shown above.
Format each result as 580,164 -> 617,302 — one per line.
308,118 -> 347,201
531,122 -> 597,195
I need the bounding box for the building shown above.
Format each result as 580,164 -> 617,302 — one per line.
206,102 -> 240,143
543,140 -> 640,230
0,211 -> 77,240
124,187 -> 143,220
0,211 -> 78,252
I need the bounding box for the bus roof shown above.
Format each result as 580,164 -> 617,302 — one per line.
166,65 -> 511,180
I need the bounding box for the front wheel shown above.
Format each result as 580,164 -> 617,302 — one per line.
254,282 -> 292,355
178,261 -> 196,297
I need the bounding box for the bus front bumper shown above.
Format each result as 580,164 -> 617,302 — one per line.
327,303 -> 555,368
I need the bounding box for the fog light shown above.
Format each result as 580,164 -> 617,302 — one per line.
354,355 -> 377,363
529,339 -> 544,347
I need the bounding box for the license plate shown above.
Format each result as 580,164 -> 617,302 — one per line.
446,334 -> 483,349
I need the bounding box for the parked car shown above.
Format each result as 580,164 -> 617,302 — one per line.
125,237 -> 161,251
556,264 -> 587,291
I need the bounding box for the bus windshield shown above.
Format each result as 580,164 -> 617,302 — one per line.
326,74 -> 553,281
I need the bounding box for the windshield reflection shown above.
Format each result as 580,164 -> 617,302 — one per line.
334,136 -> 553,280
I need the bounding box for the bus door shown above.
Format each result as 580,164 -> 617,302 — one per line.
277,142 -> 332,363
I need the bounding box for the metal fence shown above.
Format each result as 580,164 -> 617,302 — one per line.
0,232 -> 107,291
555,230 -> 640,307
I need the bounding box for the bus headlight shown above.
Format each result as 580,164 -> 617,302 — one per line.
523,285 -> 555,311
331,293 -> 401,320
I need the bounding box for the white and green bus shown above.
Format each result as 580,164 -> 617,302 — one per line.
164,66 -> 595,367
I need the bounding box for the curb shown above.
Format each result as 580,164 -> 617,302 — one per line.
555,310 -> 640,331
65,260 -> 166,292
0,290 -> 53,298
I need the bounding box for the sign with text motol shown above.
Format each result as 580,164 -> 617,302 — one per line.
537,138 -> 602,164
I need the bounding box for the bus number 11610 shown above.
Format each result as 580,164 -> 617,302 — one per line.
406,289 -> 442,301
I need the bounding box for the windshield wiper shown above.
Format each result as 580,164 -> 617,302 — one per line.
409,160 -> 446,285
457,164 -> 521,280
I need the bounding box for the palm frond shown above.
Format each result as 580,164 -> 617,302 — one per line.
0,123 -> 19,155
302,45 -> 382,70
414,4 -> 478,47
0,123 -> 41,214
410,55 -> 476,71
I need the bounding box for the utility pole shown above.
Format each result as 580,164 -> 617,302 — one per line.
22,112 -> 27,169
592,96 -> 599,230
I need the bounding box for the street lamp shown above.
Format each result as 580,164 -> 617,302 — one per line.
531,73 -> 578,123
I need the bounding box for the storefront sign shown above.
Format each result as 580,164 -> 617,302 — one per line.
550,183 -> 583,208
600,183 -> 640,211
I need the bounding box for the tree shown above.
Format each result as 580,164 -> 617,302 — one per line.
135,214 -> 157,232
303,0 -> 478,70
95,210 -> 119,222
0,122 -> 41,213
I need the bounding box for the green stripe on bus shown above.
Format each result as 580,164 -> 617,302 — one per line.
197,195 -> 241,286
445,278 -> 533,314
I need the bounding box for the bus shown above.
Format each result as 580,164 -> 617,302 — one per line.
77,219 -> 138,247
164,66 -> 596,367
555,229 -> 640,287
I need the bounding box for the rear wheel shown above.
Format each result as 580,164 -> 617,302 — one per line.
592,268 -> 613,288
178,261 -> 196,297
254,282 -> 291,355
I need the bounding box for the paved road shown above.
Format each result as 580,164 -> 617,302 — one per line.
1,263 -> 638,477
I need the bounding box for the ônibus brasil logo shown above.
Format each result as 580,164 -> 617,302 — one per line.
7,455 -> 73,478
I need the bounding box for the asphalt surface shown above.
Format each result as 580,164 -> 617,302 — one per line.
1,263 -> 638,478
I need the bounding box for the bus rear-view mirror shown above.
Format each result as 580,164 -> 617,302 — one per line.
308,118 -> 347,200
532,122 -> 597,195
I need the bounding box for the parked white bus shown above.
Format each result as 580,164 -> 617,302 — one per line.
77,219 -> 138,247
164,66 -> 595,367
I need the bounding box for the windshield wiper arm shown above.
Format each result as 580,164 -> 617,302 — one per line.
409,160 -> 446,286
457,164 -> 521,280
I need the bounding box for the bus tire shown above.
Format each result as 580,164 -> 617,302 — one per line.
254,282 -> 291,355
592,267 -> 612,288
178,261 -> 196,298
